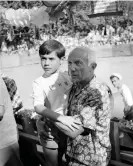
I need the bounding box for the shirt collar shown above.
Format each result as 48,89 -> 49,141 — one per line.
73,75 -> 96,90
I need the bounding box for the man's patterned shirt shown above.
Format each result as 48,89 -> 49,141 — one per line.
67,77 -> 112,166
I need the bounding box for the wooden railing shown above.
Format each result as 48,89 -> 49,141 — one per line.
110,120 -> 133,166
16,117 -> 133,166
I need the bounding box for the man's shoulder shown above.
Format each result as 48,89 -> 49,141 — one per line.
89,78 -> 111,95
90,78 -> 104,88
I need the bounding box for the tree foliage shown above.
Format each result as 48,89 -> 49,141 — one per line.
0,1 -> 133,37
0,1 -> 93,36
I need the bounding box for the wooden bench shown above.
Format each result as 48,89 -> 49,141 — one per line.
110,120 -> 133,166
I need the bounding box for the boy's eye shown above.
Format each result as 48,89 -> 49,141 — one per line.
41,57 -> 46,60
41,57 -> 54,61
49,58 -> 54,61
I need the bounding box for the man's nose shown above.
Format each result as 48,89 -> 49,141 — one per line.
70,64 -> 76,71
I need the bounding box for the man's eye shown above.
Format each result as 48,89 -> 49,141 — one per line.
75,61 -> 81,65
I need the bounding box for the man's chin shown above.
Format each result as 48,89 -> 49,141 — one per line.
71,78 -> 79,83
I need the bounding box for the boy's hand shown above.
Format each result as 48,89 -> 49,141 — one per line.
0,116 -> 3,121
57,115 -> 82,131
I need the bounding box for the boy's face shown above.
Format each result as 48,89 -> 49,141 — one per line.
40,51 -> 61,77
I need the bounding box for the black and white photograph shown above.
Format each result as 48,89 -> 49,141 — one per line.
0,1 -> 133,166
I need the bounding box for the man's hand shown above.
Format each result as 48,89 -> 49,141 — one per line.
54,115 -> 84,138
57,115 -> 82,131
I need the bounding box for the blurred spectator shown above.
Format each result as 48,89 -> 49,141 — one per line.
110,73 -> 133,120
0,75 -> 23,166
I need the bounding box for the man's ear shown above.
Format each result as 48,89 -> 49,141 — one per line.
91,62 -> 97,70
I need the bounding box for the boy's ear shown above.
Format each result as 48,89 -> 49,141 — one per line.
60,56 -> 66,64
61,56 -> 66,61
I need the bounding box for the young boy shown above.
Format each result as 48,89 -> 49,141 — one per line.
32,40 -> 81,166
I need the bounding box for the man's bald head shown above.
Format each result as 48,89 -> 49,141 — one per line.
68,46 -> 96,65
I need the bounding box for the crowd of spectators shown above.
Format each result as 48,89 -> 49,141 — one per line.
1,19 -> 133,54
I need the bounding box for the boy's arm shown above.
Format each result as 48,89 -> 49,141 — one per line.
35,105 -> 82,131
35,104 -> 60,120
32,80 -> 60,119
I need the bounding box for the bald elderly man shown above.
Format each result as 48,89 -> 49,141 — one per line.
65,47 -> 113,166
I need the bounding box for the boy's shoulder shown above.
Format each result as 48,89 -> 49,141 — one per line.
33,72 -> 72,89
33,76 -> 44,85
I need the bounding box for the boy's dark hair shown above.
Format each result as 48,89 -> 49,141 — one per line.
39,40 -> 65,59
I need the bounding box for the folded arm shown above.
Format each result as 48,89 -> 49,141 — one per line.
32,81 -> 81,131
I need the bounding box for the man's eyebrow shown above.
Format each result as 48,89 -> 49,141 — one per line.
75,60 -> 81,63
75,59 -> 83,63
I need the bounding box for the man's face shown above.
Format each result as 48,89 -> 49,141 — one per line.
40,51 -> 61,77
68,53 -> 93,83
111,77 -> 120,88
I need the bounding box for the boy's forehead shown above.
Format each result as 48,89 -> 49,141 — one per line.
40,51 -> 57,58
